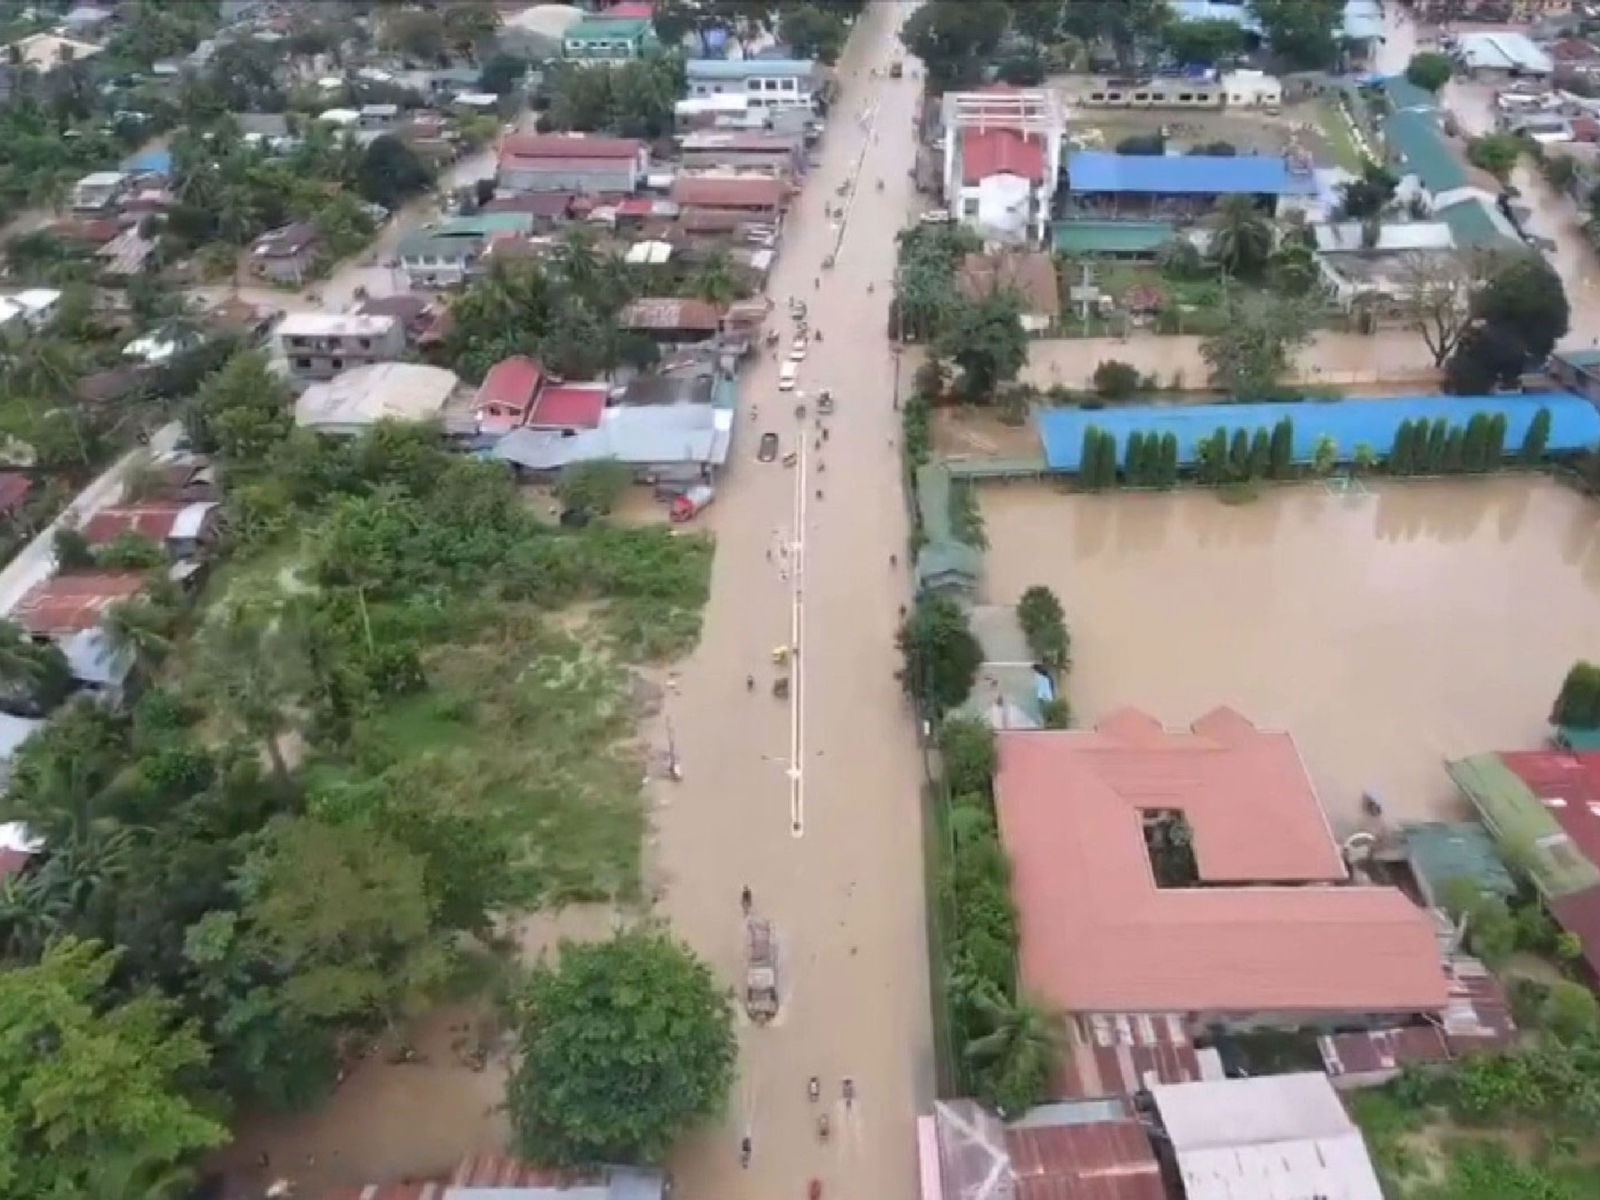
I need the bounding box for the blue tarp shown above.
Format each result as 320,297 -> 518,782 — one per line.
122,148 -> 173,177
1066,151 -> 1318,197
1037,393 -> 1600,471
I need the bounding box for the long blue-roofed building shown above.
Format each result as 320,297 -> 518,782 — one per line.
1037,393 -> 1600,472
1065,150 -> 1319,220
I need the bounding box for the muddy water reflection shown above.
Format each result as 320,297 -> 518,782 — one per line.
982,478 -> 1600,831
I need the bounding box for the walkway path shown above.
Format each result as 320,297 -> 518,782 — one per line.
657,5 -> 933,1198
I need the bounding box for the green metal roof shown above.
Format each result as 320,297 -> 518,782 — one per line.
436,212 -> 534,237
1404,821 -> 1517,902
565,17 -> 651,41
397,231 -> 480,260
1437,196 -> 1517,250
1053,219 -> 1175,256
1384,109 -> 1467,194
1447,753 -> 1600,898
1382,75 -> 1440,115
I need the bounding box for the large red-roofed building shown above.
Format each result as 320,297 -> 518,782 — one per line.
527,383 -> 608,432
496,133 -> 648,196
13,572 -> 146,637
474,355 -> 544,434
995,708 -> 1448,1030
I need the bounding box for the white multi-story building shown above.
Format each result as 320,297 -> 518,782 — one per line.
686,58 -> 820,112
277,312 -> 405,382
941,87 -> 1066,246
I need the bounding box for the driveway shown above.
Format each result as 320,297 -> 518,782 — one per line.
656,4 -> 934,1197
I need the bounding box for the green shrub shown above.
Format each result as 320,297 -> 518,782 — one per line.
1016,585 -> 1070,671
940,717 -> 997,797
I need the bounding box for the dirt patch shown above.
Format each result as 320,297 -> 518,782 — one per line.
932,406 -> 1042,460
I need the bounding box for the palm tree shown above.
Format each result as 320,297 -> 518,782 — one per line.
1207,195 -> 1273,280
690,251 -> 739,305
964,990 -> 1064,1116
101,599 -> 175,680
0,618 -> 70,714
199,606 -> 311,788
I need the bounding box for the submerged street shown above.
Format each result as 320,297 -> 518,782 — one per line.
657,4 -> 933,1197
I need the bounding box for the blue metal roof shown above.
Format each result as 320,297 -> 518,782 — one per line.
1066,151 -> 1318,196
122,148 -> 173,176
1037,393 -> 1600,471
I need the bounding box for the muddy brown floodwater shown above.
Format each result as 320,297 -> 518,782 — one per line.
981,478 -> 1600,834
216,4 -> 932,1197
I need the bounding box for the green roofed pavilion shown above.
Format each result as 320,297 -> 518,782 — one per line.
1053,220 -> 1175,257
1446,754 -> 1600,898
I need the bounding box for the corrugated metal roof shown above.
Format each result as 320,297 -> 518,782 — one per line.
685,58 -> 815,79
494,403 -> 729,471
1151,1073 -> 1383,1200
1403,821 -> 1517,901
1384,109 -> 1468,194
1005,1120 -> 1165,1200
997,714 -> 1448,1016
1447,753 -> 1600,898
1037,392 -> 1600,471
1053,220 -> 1175,255
1067,151 -> 1318,196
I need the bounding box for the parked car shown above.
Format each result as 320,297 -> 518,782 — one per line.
758,432 -> 779,462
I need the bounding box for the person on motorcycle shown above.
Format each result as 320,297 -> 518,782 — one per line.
746,674 -> 754,691
740,1136 -> 752,1167
842,1077 -> 856,1105
817,1114 -> 830,1141
808,1076 -> 821,1101
741,886 -> 753,911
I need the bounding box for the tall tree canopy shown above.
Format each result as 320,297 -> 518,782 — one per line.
901,0 -> 1009,89
507,928 -> 736,1165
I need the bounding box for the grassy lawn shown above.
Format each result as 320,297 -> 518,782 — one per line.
309,607 -> 651,907
1317,97 -> 1367,172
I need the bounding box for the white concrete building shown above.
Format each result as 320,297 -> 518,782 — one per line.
71,171 -> 128,212
1222,69 -> 1282,109
685,58 -> 820,112
294,363 -> 461,437
941,88 -> 1065,245
277,312 -> 406,382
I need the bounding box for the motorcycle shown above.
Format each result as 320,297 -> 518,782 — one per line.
808,1076 -> 820,1102
817,1114 -> 830,1142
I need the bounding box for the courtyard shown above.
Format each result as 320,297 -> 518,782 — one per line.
979,476 -> 1600,832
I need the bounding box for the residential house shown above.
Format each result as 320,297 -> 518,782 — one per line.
561,16 -> 654,63
95,227 -> 157,278
685,58 -> 820,112
330,1153 -> 668,1200
678,131 -> 806,178
71,171 -> 129,213
995,708 -> 1448,1098
359,103 -> 400,131
494,402 -> 731,485
483,191 -> 579,228
497,133 -> 648,195
277,312 -> 406,381
61,6 -> 116,37
0,288 -> 61,330
619,297 -> 723,345
250,222 -> 320,285
356,294 -> 437,345
295,363 -> 463,437
397,212 -> 535,288
235,111 -> 297,152
83,502 -> 220,559
526,383 -> 608,434
474,355 -> 545,434
13,572 -> 147,640
8,32 -> 104,71
958,251 -> 1060,334
671,175 -> 786,221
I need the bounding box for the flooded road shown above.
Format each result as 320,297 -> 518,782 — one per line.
658,4 -> 932,1197
981,477 -> 1600,834
217,4 -> 931,1195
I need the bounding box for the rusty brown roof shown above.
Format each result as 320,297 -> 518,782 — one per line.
960,251 -> 1061,319
1005,1120 -> 1165,1200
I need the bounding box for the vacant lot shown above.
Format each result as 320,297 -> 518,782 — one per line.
1064,99 -> 1333,160
979,476 -> 1600,832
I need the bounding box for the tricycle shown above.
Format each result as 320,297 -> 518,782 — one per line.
772,675 -> 789,699
818,389 -> 834,415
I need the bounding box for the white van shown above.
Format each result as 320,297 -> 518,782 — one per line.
778,361 -> 798,391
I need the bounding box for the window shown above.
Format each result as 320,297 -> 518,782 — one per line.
288,336 -> 307,348
1133,92 -> 1149,102
1089,92 -> 1105,102
358,338 -> 371,350
781,78 -> 796,90
1106,92 -> 1122,102
330,358 -> 343,371
1178,92 -> 1193,102
294,357 -> 311,370
962,197 -> 978,217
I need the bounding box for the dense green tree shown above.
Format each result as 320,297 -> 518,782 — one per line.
1207,195 -> 1274,279
965,990 -> 1064,1117
940,716 -> 997,796
238,816 -> 453,1031
1248,428 -> 1271,480
189,350 -> 292,466
1078,428 -> 1101,488
1542,980 -> 1600,1042
900,0 -> 1009,89
507,928 -> 736,1165
1443,426 -> 1466,473
0,619 -> 72,717
0,938 -> 227,1198
1463,412 -> 1490,472
556,459 -> 632,517
1337,160 -> 1398,221
1250,0 -> 1341,70
1159,432 -> 1180,486
780,3 -> 849,62
1391,418 -> 1416,475
1095,427 -> 1120,488
1444,321 -> 1527,395
1201,294 -> 1314,400
544,59 -> 683,140
355,134 -> 434,211
195,604 -> 311,787
1016,585 -> 1070,671
1553,661 -> 1600,728
1466,132 -> 1522,183
1485,412 -> 1508,465
898,594 -> 983,715
1060,0 -> 1169,68
1311,433 -> 1338,475
1092,359 -> 1141,401
1473,253 -> 1571,363
1269,417 -> 1293,477
1124,430 -> 1145,480
1405,50 -> 1453,93
1522,407 -> 1552,462
1163,17 -> 1246,64
935,291 -> 1028,402
1228,428 -> 1251,479
1425,417 -> 1449,472
479,51 -> 530,96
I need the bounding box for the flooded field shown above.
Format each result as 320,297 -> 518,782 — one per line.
980,477 -> 1600,832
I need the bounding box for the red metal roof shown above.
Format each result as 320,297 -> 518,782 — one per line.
600,0 -> 655,16
1551,885 -> 1600,978
13,571 -> 145,636
476,355 -> 543,414
1320,1025 -> 1451,1082
500,133 -> 642,163
671,175 -> 785,209
0,472 -> 31,515
620,297 -> 722,332
82,502 -> 186,544
995,710 -> 1448,1016
962,127 -> 1046,184
1005,1120 -> 1165,1200
485,192 -> 576,218
1057,1013 -> 1205,1099
1502,750 -> 1600,868
528,384 -> 607,431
